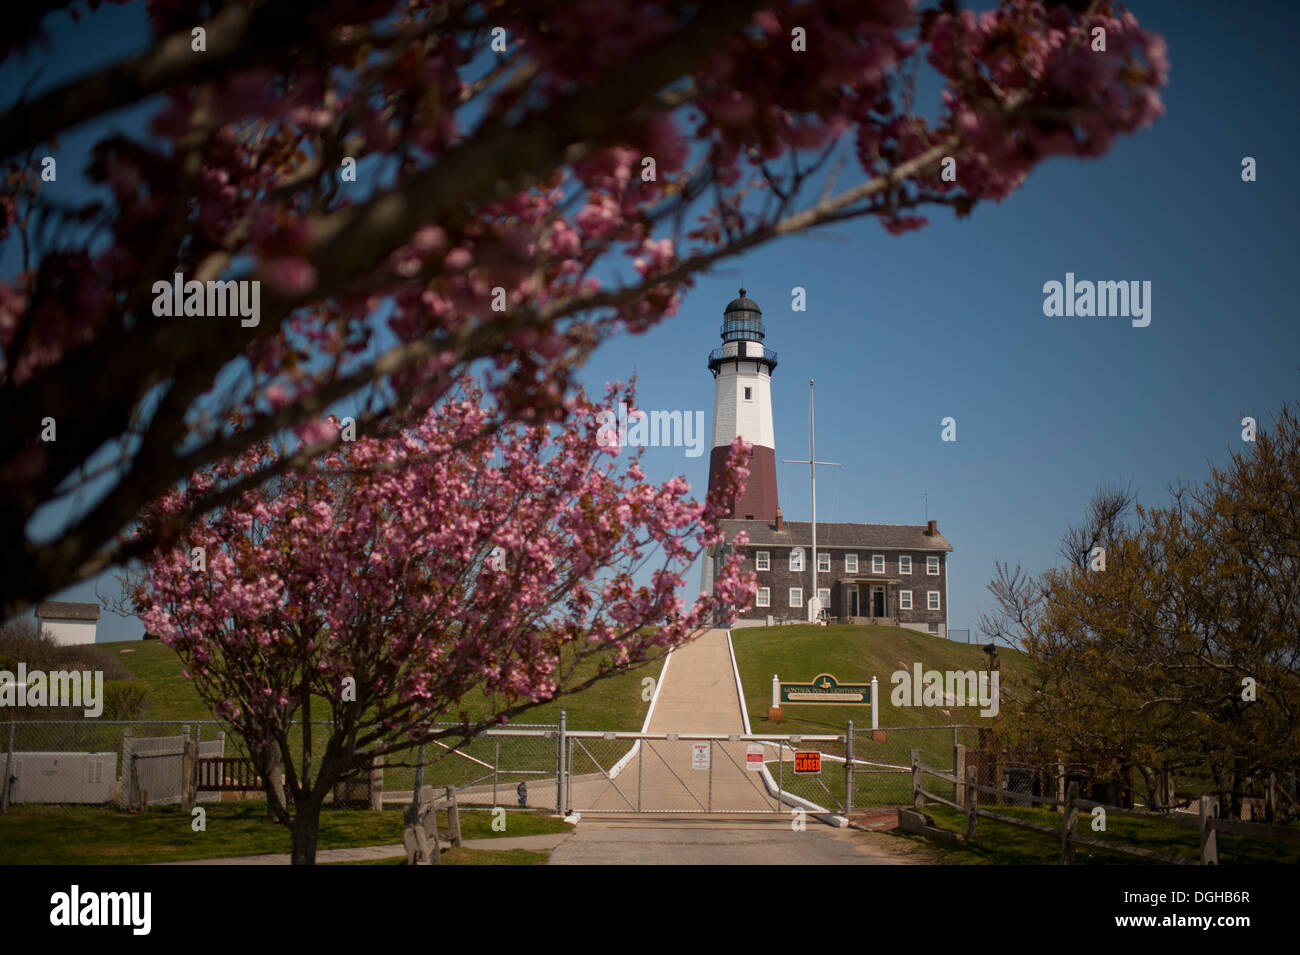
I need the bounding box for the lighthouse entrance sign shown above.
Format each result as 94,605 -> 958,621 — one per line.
779,673 -> 872,706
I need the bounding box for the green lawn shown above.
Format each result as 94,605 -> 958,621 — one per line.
905,803 -> 1300,865
730,624 -> 1032,807
732,623 -> 1031,735
91,638 -> 671,795
111,639 -> 666,730
0,802 -> 570,865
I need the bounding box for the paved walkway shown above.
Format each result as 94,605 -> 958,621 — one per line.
545,816 -> 924,865
568,629 -> 775,813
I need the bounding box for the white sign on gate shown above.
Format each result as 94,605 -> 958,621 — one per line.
691,742 -> 710,771
745,743 -> 764,772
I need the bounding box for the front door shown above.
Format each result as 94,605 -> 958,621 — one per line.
872,587 -> 885,617
848,586 -> 859,618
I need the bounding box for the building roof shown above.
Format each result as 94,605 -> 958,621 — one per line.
34,601 -> 102,621
719,520 -> 953,552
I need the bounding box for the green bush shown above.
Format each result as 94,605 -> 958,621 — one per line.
101,681 -> 150,720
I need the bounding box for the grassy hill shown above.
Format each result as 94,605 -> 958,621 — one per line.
110,638 -> 666,730
732,623 -> 1032,735
731,623 -> 1032,805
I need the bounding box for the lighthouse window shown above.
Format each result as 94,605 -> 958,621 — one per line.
743,386 -> 753,400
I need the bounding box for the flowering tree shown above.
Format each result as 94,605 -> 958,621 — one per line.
0,1 -> 1167,619
134,380 -> 755,863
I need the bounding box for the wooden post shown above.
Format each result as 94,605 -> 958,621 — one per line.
446,785 -> 462,847
911,748 -> 922,810
954,744 -> 966,806
369,755 -> 384,812
965,765 -> 978,841
1061,781 -> 1079,865
1056,761 -> 1066,815
1268,773 -> 1278,824
1199,794 -> 1218,865
180,737 -> 196,813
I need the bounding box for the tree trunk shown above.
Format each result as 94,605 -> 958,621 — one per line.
290,795 -> 325,865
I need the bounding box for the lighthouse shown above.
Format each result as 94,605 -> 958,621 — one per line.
700,289 -> 780,604
706,289 -> 780,521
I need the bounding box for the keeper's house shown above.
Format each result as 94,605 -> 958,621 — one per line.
718,515 -> 953,634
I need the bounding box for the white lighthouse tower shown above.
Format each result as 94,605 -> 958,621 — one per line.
700,290 -> 780,597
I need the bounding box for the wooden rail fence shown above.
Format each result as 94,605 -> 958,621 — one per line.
909,748 -> 1300,865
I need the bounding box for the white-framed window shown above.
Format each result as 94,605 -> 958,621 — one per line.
872,554 -> 885,575
743,386 -> 753,400
817,587 -> 831,605
845,553 -> 858,573
927,555 -> 940,575
789,587 -> 803,608
755,551 -> 770,571
755,587 -> 770,608
817,552 -> 830,573
899,590 -> 913,611
927,591 -> 941,611
899,555 -> 912,575
789,548 -> 804,572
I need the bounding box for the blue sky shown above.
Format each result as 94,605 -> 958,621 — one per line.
4,1 -> 1297,643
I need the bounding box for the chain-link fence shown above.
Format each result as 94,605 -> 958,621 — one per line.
0,718 -> 566,816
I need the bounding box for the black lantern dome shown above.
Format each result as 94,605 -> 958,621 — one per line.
721,288 -> 764,343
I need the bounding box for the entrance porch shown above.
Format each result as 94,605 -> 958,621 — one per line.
836,577 -> 899,627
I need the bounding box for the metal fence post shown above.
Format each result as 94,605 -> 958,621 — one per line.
845,721 -> 854,815
911,748 -> 922,810
707,739 -> 714,812
870,677 -> 878,731
965,765 -> 978,840
557,709 -> 566,815
1,721 -> 14,814
119,727 -> 134,810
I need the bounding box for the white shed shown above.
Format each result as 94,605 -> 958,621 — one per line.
34,601 -> 100,646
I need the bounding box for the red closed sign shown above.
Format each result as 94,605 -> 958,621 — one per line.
793,751 -> 821,774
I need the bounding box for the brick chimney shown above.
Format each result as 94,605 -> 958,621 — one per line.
927,519 -> 937,536
774,506 -> 784,531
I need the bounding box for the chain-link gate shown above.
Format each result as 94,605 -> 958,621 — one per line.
564,731 -> 850,814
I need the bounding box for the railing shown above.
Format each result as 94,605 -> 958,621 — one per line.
908,749 -> 1300,864
196,756 -> 262,792
707,346 -> 778,372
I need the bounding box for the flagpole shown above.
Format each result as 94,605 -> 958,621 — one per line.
809,379 -> 817,621
784,382 -> 840,624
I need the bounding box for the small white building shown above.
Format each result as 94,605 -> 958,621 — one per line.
35,601 -> 100,646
